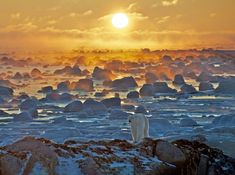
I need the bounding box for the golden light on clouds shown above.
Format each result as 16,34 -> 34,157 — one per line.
112,13 -> 129,29
0,0 -> 235,52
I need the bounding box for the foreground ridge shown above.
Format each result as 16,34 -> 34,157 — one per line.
0,137 -> 234,175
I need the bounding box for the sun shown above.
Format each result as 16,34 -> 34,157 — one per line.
112,13 -> 129,29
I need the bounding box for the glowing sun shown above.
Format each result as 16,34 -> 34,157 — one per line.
112,13 -> 129,29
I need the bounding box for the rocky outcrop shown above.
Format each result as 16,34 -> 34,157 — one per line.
0,137 -> 234,175
92,67 -> 115,81
173,74 -> 185,85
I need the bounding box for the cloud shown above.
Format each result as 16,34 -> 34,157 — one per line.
11,13 -> 21,19
0,22 -> 38,33
69,10 -> 93,17
157,16 -> 170,24
162,0 -> 179,6
127,2 -> 137,11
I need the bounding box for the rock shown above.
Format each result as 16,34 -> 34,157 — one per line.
197,71 -> 213,82
57,81 -> 70,91
109,109 -> 129,119
54,65 -> 82,76
64,101 -> 83,112
155,140 -> 186,165
199,82 -> 214,91
19,99 -> 38,111
215,79 -> 235,94
13,72 -> 23,79
139,84 -> 155,97
180,118 -> 198,127
83,98 -> 107,113
112,76 -> 138,90
60,93 -> 73,102
127,91 -> 139,99
94,90 -> 109,97
135,106 -> 147,114
92,67 -> 115,81
145,72 -> 158,84
173,74 -> 185,85
101,97 -> 121,108
31,68 -> 42,77
153,82 -> 177,93
39,86 -> 53,94
180,84 -> 197,94
72,79 -> 94,92
45,92 -> 61,102
0,86 -> 13,97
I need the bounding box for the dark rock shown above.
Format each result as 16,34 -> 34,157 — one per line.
64,101 -> 83,113
173,74 -> 185,85
92,67 -> 115,81
199,82 -> 214,91
153,82 -> 177,93
215,79 -> 235,94
145,72 -> 158,84
83,98 -> 107,113
180,84 -> 197,94
57,81 -> 70,91
127,91 -> 139,99
0,86 -> 13,97
101,97 -> 121,108
112,76 -> 138,90
139,84 -> 155,97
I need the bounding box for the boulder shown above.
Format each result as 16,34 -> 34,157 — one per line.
39,86 -> 53,94
19,99 -> 37,111
139,84 -> 155,97
180,118 -> 198,127
45,92 -> 61,102
127,91 -> 139,99
155,140 -> 186,165
197,71 -> 213,82
64,101 -> 83,112
112,76 -> 138,90
57,81 -> 70,91
54,65 -> 82,76
180,84 -> 197,94
0,86 -> 13,97
83,99 -> 107,113
199,82 -> 214,91
31,68 -> 42,77
92,67 -> 115,81
153,82 -> 177,93
101,97 -> 121,108
72,79 -> 94,92
173,74 -> 185,85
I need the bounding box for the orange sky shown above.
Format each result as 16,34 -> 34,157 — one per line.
0,0 -> 235,52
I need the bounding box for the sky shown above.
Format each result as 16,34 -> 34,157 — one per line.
0,0 -> 235,52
